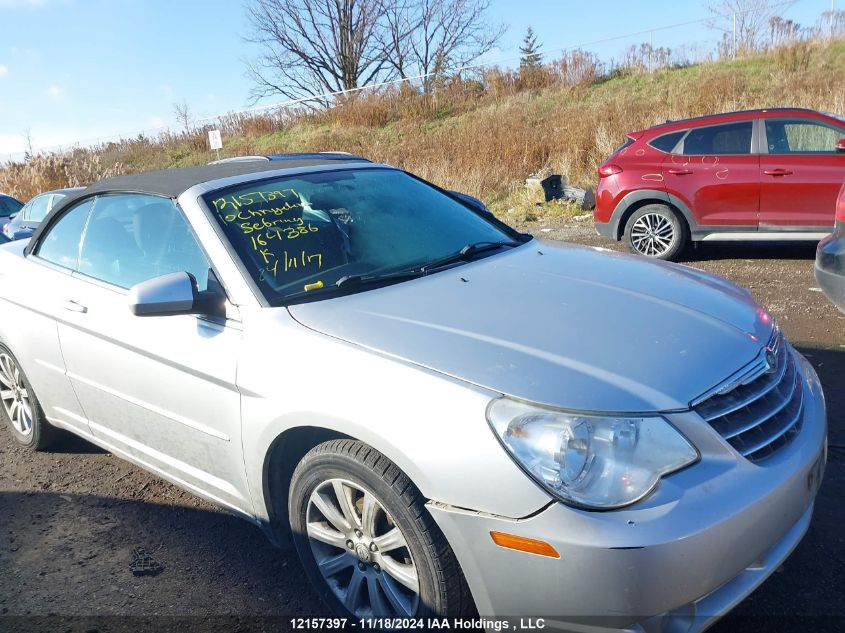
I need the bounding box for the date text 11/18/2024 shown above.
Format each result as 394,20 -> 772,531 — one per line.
289,617 -> 548,630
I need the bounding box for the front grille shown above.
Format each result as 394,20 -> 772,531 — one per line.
694,333 -> 804,462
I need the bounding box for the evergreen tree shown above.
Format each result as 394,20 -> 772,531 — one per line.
519,27 -> 543,71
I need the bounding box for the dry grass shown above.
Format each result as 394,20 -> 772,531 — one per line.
4,39 -> 845,215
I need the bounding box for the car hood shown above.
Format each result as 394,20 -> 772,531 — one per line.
288,241 -> 774,412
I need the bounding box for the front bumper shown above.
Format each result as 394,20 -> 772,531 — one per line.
815,226 -> 845,313
428,353 -> 826,632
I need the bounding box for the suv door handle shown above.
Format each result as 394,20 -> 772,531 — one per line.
763,169 -> 793,176
62,300 -> 88,314
667,169 -> 693,175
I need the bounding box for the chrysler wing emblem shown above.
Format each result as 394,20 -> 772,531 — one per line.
764,339 -> 779,375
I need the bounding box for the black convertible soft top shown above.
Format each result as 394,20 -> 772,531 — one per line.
81,155 -> 371,199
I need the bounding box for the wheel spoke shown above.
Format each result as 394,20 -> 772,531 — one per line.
0,369 -> 12,389
367,574 -> 390,615
361,492 -> 378,536
332,480 -> 361,530
307,521 -> 349,549
317,551 -> 355,577
19,406 -> 31,433
373,528 -> 407,554
378,573 -> 415,616
380,556 -> 419,593
0,389 -> 14,402
311,489 -> 352,535
344,568 -> 366,611
13,403 -> 25,434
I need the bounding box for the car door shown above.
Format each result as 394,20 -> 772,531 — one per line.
3,198 -> 96,436
759,117 -> 845,229
52,192 -> 252,514
661,120 -> 760,228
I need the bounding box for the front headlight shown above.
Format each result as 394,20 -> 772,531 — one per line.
487,398 -> 698,510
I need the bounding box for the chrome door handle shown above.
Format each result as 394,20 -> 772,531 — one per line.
667,169 -> 693,175
763,169 -> 793,176
62,300 -> 88,314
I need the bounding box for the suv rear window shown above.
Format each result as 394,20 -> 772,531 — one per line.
681,121 -> 753,155
649,131 -> 685,153
611,139 -> 634,156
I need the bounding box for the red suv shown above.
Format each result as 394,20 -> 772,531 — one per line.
594,108 -> 845,260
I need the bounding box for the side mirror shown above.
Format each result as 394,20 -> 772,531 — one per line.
449,190 -> 495,218
128,272 -> 225,317
837,138 -> 845,153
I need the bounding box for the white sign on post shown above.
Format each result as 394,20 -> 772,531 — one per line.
208,129 -> 223,150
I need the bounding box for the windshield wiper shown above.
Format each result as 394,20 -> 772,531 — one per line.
334,269 -> 425,289
284,240 -> 522,302
419,240 -> 522,273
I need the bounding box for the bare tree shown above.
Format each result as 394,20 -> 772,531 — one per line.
707,0 -> 794,57
381,0 -> 504,92
244,0 -> 393,103
173,99 -> 193,134
768,16 -> 802,48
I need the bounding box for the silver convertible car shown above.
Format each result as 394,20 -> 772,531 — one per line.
0,156 -> 827,631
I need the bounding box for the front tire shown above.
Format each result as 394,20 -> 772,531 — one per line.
289,439 -> 474,619
624,204 -> 686,261
0,345 -> 63,451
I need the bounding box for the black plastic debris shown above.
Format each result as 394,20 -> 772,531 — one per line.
540,175 -> 563,201
130,547 -> 165,577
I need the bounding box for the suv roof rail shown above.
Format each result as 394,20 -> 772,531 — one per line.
662,107 -> 819,126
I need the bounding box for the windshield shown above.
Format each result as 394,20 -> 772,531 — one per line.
203,168 -> 519,303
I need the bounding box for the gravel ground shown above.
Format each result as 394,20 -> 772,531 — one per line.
1,221 -> 844,633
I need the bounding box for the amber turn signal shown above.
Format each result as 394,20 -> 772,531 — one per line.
490,531 -> 560,558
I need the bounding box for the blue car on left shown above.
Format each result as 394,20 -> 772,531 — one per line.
3,187 -> 83,241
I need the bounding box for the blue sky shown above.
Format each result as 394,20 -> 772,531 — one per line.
0,0 -> 832,158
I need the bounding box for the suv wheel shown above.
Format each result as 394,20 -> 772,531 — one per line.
289,439 -> 474,618
624,204 -> 686,261
0,345 -> 63,450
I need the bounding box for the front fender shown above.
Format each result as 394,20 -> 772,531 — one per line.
238,308 -> 551,524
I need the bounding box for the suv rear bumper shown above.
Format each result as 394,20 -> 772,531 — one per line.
594,221 -> 613,238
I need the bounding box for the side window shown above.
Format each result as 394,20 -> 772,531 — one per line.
33,195 -> 58,221
681,122 -> 753,155
77,193 -> 210,290
649,130 -> 686,153
35,199 -> 95,270
26,195 -> 51,223
17,201 -> 31,220
765,119 -> 843,154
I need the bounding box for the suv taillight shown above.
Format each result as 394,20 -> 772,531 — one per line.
837,186 -> 845,223
598,164 -> 623,178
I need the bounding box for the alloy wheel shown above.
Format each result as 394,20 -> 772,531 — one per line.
306,478 -> 420,617
0,353 -> 33,437
629,212 -> 675,257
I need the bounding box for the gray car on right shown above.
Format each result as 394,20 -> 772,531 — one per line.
816,183 -> 845,313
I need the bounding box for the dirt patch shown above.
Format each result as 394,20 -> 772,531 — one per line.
1,223 -> 844,631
